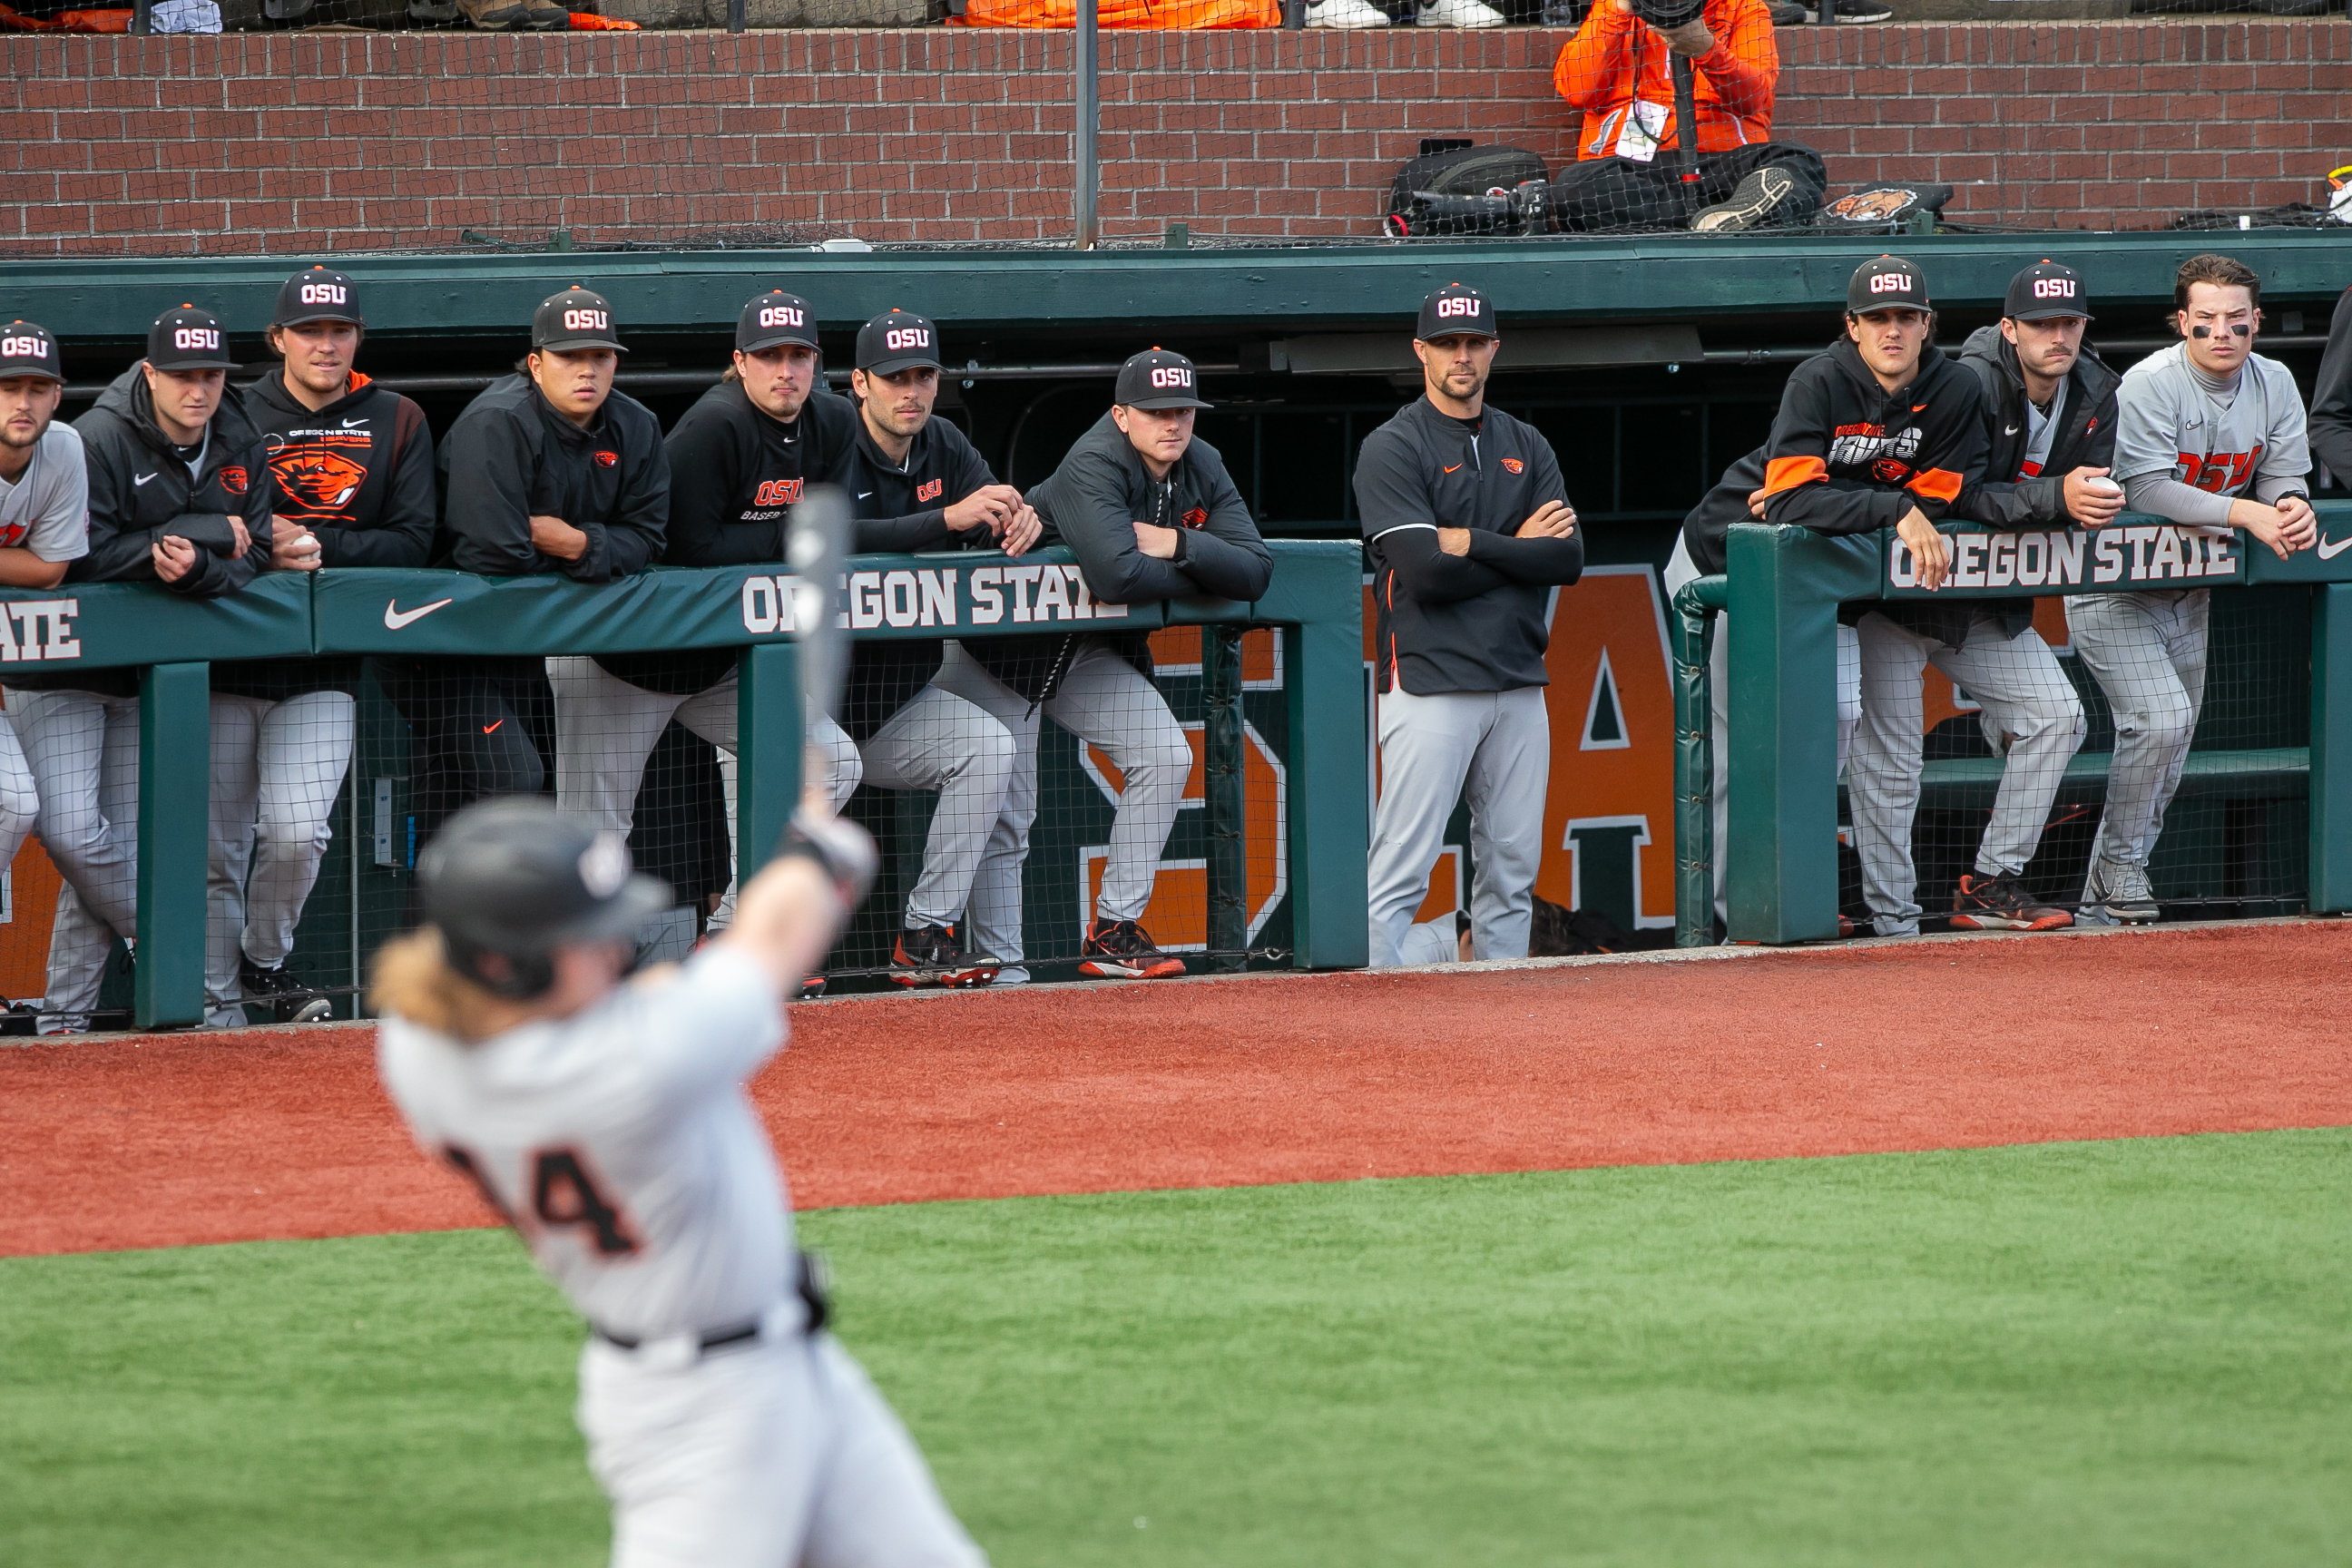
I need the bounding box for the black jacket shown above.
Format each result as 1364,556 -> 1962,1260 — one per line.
244,370 -> 436,568
2310,284 -> 2352,490
838,412 -> 999,740
1954,326 -> 2120,528
436,375 -> 668,583
1681,338 -> 1986,642
23,368 -> 276,698
1353,397 -> 1582,695
664,380 -> 863,568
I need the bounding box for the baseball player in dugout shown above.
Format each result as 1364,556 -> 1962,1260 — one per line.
1356,285 -> 1583,968
1673,257 -> 1986,937
936,345 -> 1269,984
0,323 -> 88,1029
838,309 -> 1029,989
378,287 -> 669,849
552,289 -> 860,990
2071,252 -> 2314,925
373,799 -> 986,1568
13,306 -> 279,1032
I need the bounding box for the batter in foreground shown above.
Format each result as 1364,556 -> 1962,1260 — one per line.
373,797 -> 986,1568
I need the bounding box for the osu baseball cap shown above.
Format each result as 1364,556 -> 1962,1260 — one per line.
147,304 -> 238,372
1114,348 -> 1212,411
856,309 -> 941,376
0,321 -> 63,383
1847,256 -> 1931,314
737,290 -> 819,354
531,287 -> 627,355
272,265 -> 362,328
1416,282 -> 1495,341
2004,260 -> 2093,323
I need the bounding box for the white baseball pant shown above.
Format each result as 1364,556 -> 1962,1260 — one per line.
5,688 -> 138,1032
2064,588 -> 2209,872
579,1328 -> 985,1568
548,659 -> 860,935
1847,609 -> 2085,936
1661,535 -> 1860,927
932,639 -> 1191,973
1365,684 -> 1549,967
858,685 -> 1016,932
204,691 -> 357,1027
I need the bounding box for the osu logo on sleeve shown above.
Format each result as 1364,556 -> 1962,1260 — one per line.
1181,505 -> 1208,528
270,448 -> 368,511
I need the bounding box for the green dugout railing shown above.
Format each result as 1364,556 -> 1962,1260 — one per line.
1671,500 -> 2352,947
5,540 -> 1365,1029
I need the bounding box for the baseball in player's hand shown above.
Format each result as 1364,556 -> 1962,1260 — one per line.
152,534 -> 198,583
529,514 -> 589,562
1000,504 -> 1044,556
2063,467 -> 2127,527
226,514 -> 251,560
945,485 -> 1020,535
1517,501 -> 1577,539
1896,508 -> 1951,591
1746,486 -> 1769,521
271,528 -> 323,573
2274,493 -> 2319,552
1436,526 -> 1474,557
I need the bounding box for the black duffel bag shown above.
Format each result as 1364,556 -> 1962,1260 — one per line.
1385,140 -> 1552,239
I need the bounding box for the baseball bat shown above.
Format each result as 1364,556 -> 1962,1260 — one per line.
786,485 -> 852,808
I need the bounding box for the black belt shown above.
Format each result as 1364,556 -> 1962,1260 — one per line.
592,1319 -> 763,1355
589,1251 -> 831,1356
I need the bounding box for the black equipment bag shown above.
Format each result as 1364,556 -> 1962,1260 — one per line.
1386,140 -> 1553,239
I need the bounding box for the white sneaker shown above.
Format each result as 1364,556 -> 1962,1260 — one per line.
1307,0 -> 1390,24
1415,0 -> 1504,24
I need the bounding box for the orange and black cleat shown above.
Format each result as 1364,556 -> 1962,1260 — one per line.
1948,871 -> 2073,932
891,923 -> 999,988
1076,918 -> 1186,980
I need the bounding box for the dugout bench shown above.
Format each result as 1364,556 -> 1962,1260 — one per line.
1671,500 -> 2352,947
0,539 -> 1364,1029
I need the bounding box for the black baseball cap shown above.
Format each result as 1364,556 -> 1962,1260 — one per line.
856,309 -> 941,376
0,321 -> 63,383
1847,256 -> 1931,314
1416,282 -> 1495,341
147,304 -> 238,372
737,290 -> 819,354
1114,348 -> 1212,411
420,798 -> 669,964
272,265 -> 362,328
531,286 -> 626,354
2004,260 -> 2093,323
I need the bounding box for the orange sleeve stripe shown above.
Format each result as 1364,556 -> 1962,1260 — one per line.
1761,456 -> 1827,495
1906,466 -> 1963,502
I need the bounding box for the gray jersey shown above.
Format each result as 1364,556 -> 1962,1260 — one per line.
2112,342 -> 2309,501
378,946 -> 799,1343
0,422 -> 91,561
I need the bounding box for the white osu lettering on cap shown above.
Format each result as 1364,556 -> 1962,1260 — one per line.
1149,365 -> 1191,388
299,282 -> 348,305
1435,296 -> 1481,318
2,335 -> 48,359
1869,272 -> 1915,294
2033,277 -> 2077,299
172,327 -> 220,350
563,308 -> 610,331
759,305 -> 804,328
885,327 -> 931,350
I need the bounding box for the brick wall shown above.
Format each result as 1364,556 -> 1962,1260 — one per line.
3,20 -> 2345,256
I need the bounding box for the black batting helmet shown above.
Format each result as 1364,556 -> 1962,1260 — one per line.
417,798 -> 669,999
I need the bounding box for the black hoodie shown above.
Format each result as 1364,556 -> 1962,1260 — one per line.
663,379 -> 863,569
17,366 -> 277,698
2308,284 -> 2352,490
243,370 -> 436,569
436,374 -> 668,582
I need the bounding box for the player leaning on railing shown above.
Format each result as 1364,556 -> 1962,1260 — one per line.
937,348 -> 1271,985
2069,253 -> 2316,926
379,288 -> 670,852
14,306 -> 279,1032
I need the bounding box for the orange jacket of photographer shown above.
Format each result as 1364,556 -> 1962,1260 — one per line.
1553,0 -> 1778,160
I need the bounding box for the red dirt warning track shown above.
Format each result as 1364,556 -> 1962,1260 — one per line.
5,921 -> 2350,1258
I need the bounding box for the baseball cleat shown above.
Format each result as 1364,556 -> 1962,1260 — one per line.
2079,858 -> 2161,926
1077,919 -> 1186,981
891,924 -> 999,988
1692,166 -> 1798,233
798,975 -> 828,1000
1948,872 -> 2073,932
238,958 -> 334,1024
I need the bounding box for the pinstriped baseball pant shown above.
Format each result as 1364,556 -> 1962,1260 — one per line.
205,691 -> 356,1027
5,688 -> 134,1031
2064,588 -> 2209,874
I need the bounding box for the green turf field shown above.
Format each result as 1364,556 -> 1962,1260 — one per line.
6,1130 -> 2349,1567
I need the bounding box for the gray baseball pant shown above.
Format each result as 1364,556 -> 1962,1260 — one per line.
932,638 -> 1191,971
205,691 -> 357,1027
1661,536 -> 1859,926
1848,609 -> 2085,936
858,685 -> 1017,932
2064,588 -> 2209,871
1365,684 -> 1549,967
5,688 -> 137,1032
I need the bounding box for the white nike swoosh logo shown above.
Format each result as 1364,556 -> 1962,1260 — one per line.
857,491 -> 873,499
383,597 -> 454,630
2318,535 -> 2352,561
2004,426 -> 2019,436
133,472 -> 158,486
341,417 -> 368,428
